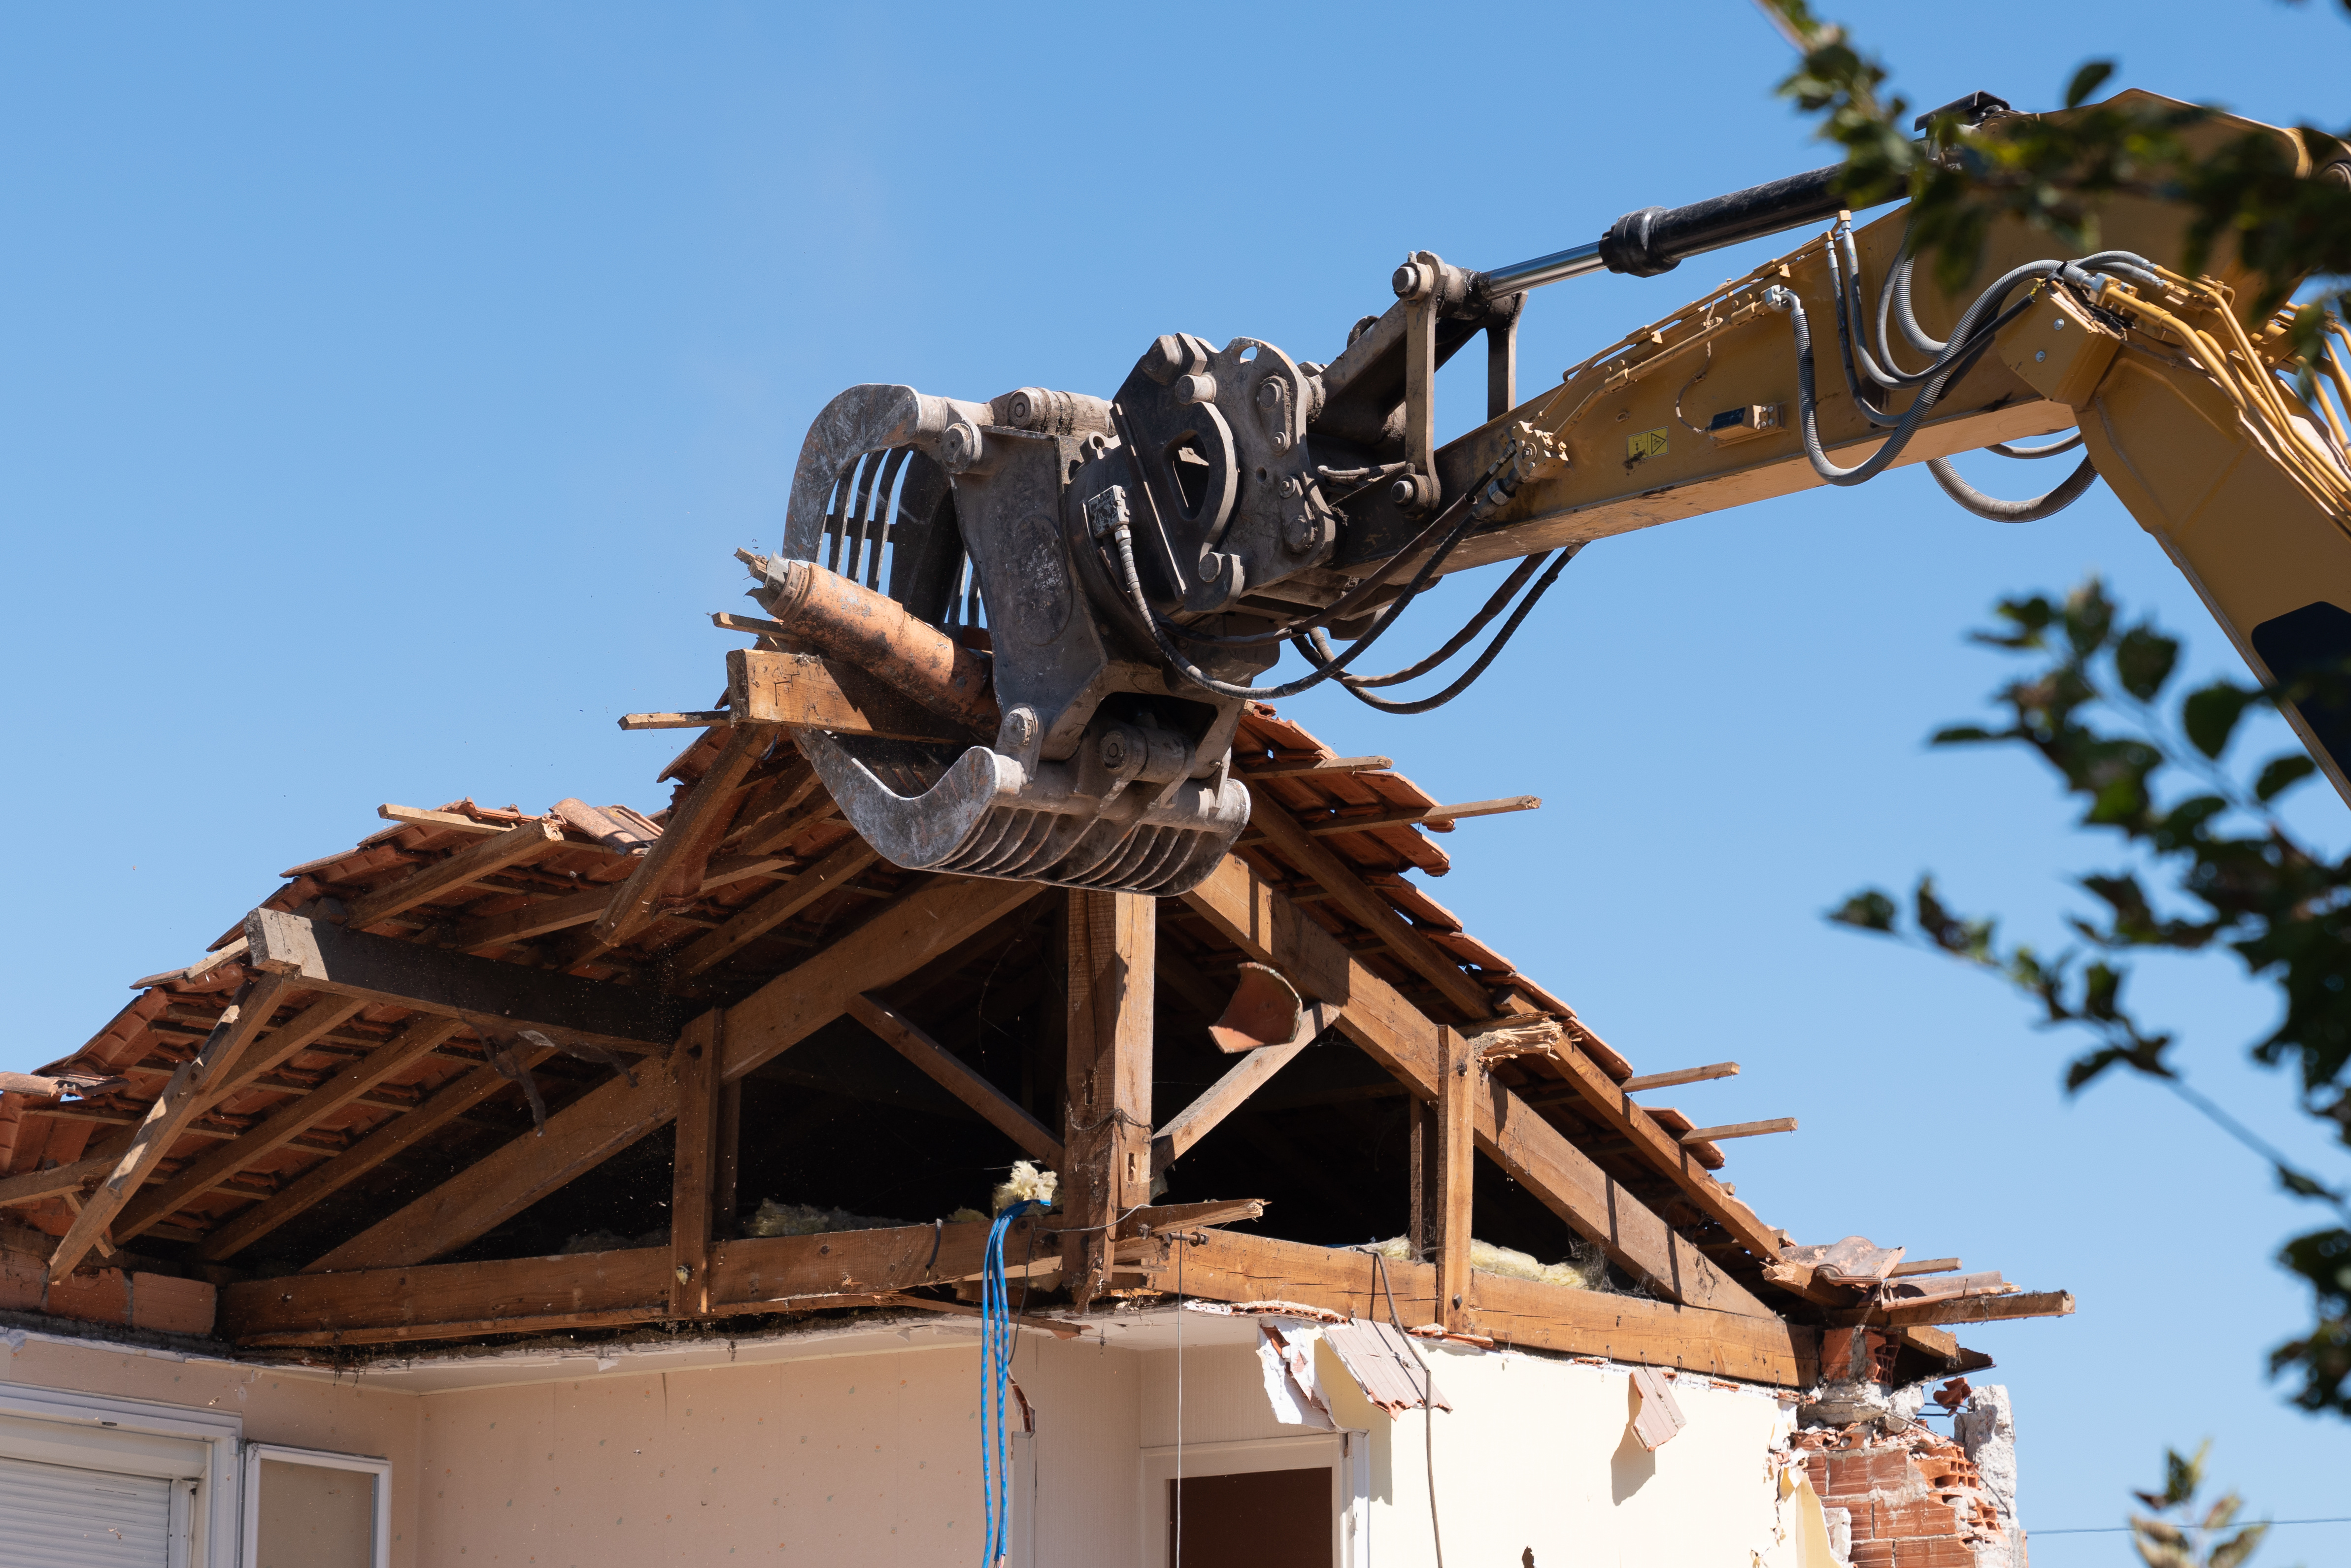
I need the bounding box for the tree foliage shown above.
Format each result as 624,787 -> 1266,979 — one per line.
1830,581 -> 2351,1414
2128,1441 -> 2270,1568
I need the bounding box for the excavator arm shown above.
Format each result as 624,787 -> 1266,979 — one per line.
724,90 -> 2351,894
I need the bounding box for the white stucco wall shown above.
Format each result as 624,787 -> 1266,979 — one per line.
0,1313 -> 1826,1568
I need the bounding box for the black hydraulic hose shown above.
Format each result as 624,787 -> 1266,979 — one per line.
1302,547 -> 1577,715
1342,552 -> 1547,688
1104,478 -> 1488,701
1986,431 -> 2084,459
1925,453 -> 2099,521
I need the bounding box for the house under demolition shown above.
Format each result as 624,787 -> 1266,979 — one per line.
0,700 -> 2069,1566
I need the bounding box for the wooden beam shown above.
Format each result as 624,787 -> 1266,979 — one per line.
713,1078 -> 742,1242
49,977 -> 289,1282
113,1015 -> 468,1242
1890,1258 -> 1962,1278
669,1010 -> 723,1316
1621,1062 -> 1741,1093
727,647 -> 970,744
201,995 -> 371,1108
620,711 -> 731,730
228,1203 -> 1242,1345
1241,783 -> 1494,1019
674,837 -> 880,975
1135,1229 -> 1814,1387
245,906 -> 690,1052
1407,1100 -> 1437,1266
0,1155 -> 111,1209
1302,796 -> 1541,836
197,1042 -> 558,1262
1064,890 -> 1154,1310
719,875 -> 1049,1085
1237,755 -> 1393,778
1863,1290 -> 2075,1329
1683,1117 -> 1796,1143
344,818 -> 566,932
1436,1025 -> 1475,1332
594,723 -> 773,946
1150,1003 -> 1330,1176
313,874 -> 1048,1271
1183,855 -> 1777,1317
844,994 -> 1063,1166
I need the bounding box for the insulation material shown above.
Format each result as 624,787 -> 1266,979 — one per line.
1629,1365 -> 1687,1451
1366,1234 -> 1603,1292
1321,1318 -> 1451,1417
1254,1321 -> 1336,1430
992,1161 -> 1058,1213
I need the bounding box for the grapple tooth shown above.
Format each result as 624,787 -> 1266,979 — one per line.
793,734 -> 1247,898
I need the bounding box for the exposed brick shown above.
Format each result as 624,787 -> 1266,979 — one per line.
1880,1500 -> 1962,1537
0,1255 -> 42,1312
1850,1539 -> 1898,1568
1892,1537 -> 1976,1568
128,1273 -> 215,1336
44,1267 -> 130,1326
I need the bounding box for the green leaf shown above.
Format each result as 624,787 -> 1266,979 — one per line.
2114,625 -> 2181,701
2064,60 -> 2116,111
1930,725 -> 2001,745
2164,1443 -> 2208,1508
2065,580 -> 2117,659
2253,754 -> 2315,803
2209,1522 -> 2268,1568
1828,890 -> 1900,933
2183,682 -> 2256,759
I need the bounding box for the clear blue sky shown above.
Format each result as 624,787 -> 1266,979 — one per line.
4,1 -> 2348,1550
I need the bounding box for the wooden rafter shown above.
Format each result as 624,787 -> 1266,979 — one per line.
676,837 -> 879,975
1182,855 -> 1774,1318
112,1015 -> 468,1242
48,975 -> 292,1281
594,723 -> 775,946
308,873 -> 1048,1272
1149,1002 -> 1330,1176
344,818 -> 567,932
844,994 -> 1063,1166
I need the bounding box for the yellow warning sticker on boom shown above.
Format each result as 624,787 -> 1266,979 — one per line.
1627,428 -> 1669,462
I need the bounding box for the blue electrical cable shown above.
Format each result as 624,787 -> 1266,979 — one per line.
980,1198 -> 1042,1567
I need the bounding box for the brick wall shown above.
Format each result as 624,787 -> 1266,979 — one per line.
1798,1422 -> 2016,1568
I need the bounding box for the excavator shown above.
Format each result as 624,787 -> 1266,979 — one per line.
711,89 -> 2351,898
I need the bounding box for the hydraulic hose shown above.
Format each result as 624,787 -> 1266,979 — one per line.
1925,452 -> 2100,521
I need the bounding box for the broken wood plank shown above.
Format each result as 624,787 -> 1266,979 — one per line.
1621,1062 -> 1742,1093
1682,1117 -> 1796,1144
1436,1026 -> 1474,1332
113,1016 -> 469,1243
727,647 -> 973,744
1150,1004 -> 1329,1175
1889,1257 -> 1963,1278
343,818 -> 567,932
49,978 -> 290,1282
315,875 -> 1048,1272
669,1010 -> 723,1317
594,722 -> 774,946
1064,890 -> 1153,1310
1862,1290 -> 2074,1328
246,906 -> 691,1052
1241,784 -> 1494,1019
844,994 -> 1063,1167
1303,796 -> 1542,836
1184,854 -> 1777,1317
675,837 -> 880,975
712,610 -> 788,638
1236,755 -> 1394,778
620,711 -> 732,730
197,1042 -> 558,1262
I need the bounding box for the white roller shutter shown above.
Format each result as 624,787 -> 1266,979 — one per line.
0,1452 -> 175,1567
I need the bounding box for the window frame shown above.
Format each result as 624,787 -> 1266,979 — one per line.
1138,1431 -> 1371,1568
0,1377 -> 243,1568
239,1440 -> 392,1568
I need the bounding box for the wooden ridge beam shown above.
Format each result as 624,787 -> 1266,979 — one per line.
246,906 -> 691,1052
1183,855 -> 1776,1318
345,818 -> 567,932
844,995 -> 1063,1167
113,1016 -> 469,1242
310,874 -> 1049,1272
